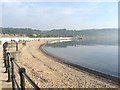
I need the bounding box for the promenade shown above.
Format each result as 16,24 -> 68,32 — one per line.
0,45 -> 12,89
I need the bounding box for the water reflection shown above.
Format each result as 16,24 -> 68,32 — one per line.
44,38 -> 118,77
47,38 -> 118,48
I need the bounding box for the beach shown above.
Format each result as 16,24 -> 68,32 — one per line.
17,40 -> 118,88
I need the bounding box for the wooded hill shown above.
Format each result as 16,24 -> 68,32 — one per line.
1,27 -> 117,38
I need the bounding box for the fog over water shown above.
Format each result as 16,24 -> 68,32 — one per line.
44,31 -> 118,77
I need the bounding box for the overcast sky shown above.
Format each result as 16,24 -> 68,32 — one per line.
0,0 -> 119,30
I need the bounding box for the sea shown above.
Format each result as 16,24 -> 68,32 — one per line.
44,36 -> 118,78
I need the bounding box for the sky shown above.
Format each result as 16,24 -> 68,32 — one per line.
0,0 -> 119,30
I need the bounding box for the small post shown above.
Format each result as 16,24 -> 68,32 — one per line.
4,50 -> 8,73
3,42 -> 8,60
7,52 -> 11,82
10,57 -> 15,90
3,42 -> 8,51
16,42 -> 18,51
19,67 -> 26,90
4,49 -> 7,68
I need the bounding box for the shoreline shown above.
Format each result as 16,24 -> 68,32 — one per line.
40,42 -> 119,85
18,40 -> 118,88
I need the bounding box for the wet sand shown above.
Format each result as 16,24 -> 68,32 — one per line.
18,40 -> 118,88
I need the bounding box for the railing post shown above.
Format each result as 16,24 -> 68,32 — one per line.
19,67 -> 26,90
10,57 -> 15,90
3,42 -> 8,67
4,50 -> 8,73
16,42 -> 18,51
7,52 -> 11,82
3,49 -> 7,67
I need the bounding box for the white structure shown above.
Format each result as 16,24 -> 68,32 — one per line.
0,37 -> 71,45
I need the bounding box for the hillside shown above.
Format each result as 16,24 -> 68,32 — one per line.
1,27 -> 118,38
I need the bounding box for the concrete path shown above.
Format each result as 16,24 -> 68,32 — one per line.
0,45 -> 12,89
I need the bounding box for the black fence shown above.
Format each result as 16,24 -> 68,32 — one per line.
3,42 -> 40,90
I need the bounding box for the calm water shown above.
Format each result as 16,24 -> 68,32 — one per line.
44,38 -> 118,77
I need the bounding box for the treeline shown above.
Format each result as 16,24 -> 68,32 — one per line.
2,28 -> 41,35
1,27 -> 118,37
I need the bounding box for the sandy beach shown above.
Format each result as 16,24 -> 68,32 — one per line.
16,40 -> 118,88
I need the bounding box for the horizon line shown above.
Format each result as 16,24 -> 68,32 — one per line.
0,27 -> 118,31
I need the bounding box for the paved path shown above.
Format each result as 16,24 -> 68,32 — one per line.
0,45 -> 12,89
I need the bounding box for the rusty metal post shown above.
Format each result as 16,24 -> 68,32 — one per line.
4,50 -> 8,73
3,42 -> 8,68
10,57 -> 15,90
4,49 -> 7,67
19,67 -> 26,90
7,52 -> 11,82
16,42 -> 18,51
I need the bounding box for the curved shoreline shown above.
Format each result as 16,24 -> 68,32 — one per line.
40,42 -> 119,85
18,40 -> 118,88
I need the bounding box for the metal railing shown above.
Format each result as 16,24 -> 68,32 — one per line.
3,42 -> 40,90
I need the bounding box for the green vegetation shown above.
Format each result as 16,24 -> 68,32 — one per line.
28,34 -> 51,38
2,28 -> 40,35
1,27 -> 117,38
